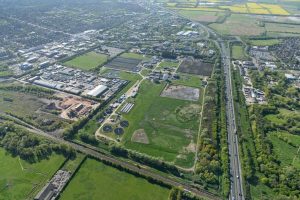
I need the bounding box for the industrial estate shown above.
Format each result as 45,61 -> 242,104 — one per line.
0,0 -> 299,200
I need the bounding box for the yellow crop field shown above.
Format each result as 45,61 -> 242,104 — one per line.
179,0 -> 197,2
260,4 -> 290,15
166,3 -> 177,7
249,8 -> 270,15
206,0 -> 225,2
220,4 -> 248,13
247,3 -> 263,9
172,7 -> 223,12
168,1 -> 290,16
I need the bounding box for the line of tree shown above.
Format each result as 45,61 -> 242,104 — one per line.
169,187 -> 183,200
109,143 -> 181,177
168,186 -> 207,200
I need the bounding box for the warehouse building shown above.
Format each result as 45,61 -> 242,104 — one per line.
87,85 -> 108,97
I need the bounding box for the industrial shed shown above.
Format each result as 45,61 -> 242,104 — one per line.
87,85 -> 108,97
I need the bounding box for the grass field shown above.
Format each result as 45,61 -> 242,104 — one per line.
265,108 -> 299,127
177,10 -> 226,23
209,14 -> 265,36
141,68 -> 152,76
64,52 -> 108,71
265,22 -> 300,35
231,45 -> 248,60
274,131 -> 300,149
0,66 -> 13,77
0,148 -> 65,200
248,39 -> 281,46
268,132 -> 300,169
172,73 -> 203,88
120,52 -> 146,60
250,177 -> 276,200
156,60 -> 179,70
122,80 -> 201,167
0,71 -> 12,77
60,158 -> 170,200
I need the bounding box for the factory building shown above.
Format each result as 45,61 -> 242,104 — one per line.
87,85 -> 108,97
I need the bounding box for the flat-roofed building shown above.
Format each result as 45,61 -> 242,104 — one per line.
87,85 -> 108,97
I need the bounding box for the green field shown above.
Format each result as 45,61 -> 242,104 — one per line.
64,52 -> 108,71
172,73 -> 203,88
265,22 -> 300,36
209,14 -> 265,36
141,68 -> 152,76
231,45 -> 248,60
178,10 -> 226,23
0,66 -> 13,77
248,39 -> 281,46
268,132 -> 300,168
122,81 -> 201,167
0,148 -> 65,200
60,158 -> 170,200
0,66 -> 12,77
156,61 -> 179,71
120,52 -> 146,60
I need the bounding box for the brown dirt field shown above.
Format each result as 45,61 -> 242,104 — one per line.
178,57 -> 213,76
195,15 -> 218,22
56,94 -> 99,120
131,129 -> 149,144
185,141 -> 196,153
161,84 -> 199,101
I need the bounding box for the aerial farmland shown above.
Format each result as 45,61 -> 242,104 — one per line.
0,0 -> 299,200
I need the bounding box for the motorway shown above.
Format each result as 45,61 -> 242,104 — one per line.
220,42 -> 245,200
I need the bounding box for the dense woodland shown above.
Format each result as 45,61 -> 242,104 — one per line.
193,57 -> 230,197
233,68 -> 300,199
0,122 -> 76,163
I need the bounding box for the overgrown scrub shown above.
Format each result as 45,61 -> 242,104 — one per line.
194,56 -> 230,197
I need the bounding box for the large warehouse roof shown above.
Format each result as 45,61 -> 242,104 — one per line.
87,85 -> 108,97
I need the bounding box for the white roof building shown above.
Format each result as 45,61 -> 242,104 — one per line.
285,74 -> 296,80
87,85 -> 108,97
